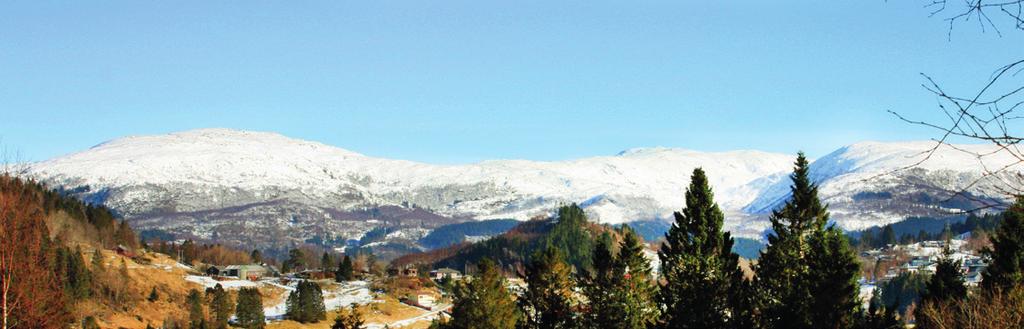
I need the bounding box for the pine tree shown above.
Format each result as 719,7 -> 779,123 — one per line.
235,287 -> 266,329
982,197 -> 1024,292
754,153 -> 837,329
250,249 -> 262,264
336,255 -> 354,282
331,305 -> 365,329
285,248 -> 306,273
882,225 -> 897,247
187,288 -> 205,329
915,244 -> 968,328
520,246 -> 576,329
614,225 -> 659,329
806,226 -> 861,328
940,223 -> 954,241
544,204 -> 594,271
582,232 -> 621,328
286,281 -> 326,323
322,252 -> 334,272
71,246 -> 91,299
443,259 -> 519,329
658,168 -> 746,328
863,290 -> 900,329
148,287 -> 159,302
115,220 -> 138,248
181,239 -> 197,265
82,316 -> 101,329
91,248 -> 105,271
208,284 -> 232,329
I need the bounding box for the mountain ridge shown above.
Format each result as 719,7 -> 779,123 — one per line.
23,128 -> 1021,248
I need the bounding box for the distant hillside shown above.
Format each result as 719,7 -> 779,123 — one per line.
24,129 -> 1024,259
418,219 -> 521,250
0,174 -> 196,327
393,205 -> 616,274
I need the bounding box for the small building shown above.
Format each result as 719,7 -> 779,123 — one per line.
430,268 -> 462,280
115,245 -> 136,258
224,265 -> 269,280
964,271 -> 983,287
206,266 -> 223,276
410,294 -> 436,309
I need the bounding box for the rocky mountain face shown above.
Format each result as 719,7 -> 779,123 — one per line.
24,129 -> 1021,250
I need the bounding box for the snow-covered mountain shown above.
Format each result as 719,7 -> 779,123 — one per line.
23,129 -> 1022,247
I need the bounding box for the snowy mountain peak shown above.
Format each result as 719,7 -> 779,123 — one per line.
23,130 -> 1023,243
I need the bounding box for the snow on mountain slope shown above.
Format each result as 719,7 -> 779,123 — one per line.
26,129 -> 1021,246
746,141 -> 1022,230
27,129 -> 795,226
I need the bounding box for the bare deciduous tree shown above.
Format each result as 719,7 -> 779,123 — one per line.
887,1 -> 1024,211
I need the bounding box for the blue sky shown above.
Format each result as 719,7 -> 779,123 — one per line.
2,1 -> 1021,163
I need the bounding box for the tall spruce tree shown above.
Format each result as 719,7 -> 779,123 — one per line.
336,255 -> 354,282
615,225 -> 659,329
521,246 -> 577,329
882,225 -> 897,247
321,252 -> 334,272
582,232 -> 622,328
235,287 -> 266,329
187,288 -> 206,329
753,153 -> 839,327
544,204 -> 594,271
982,197 -> 1024,292
208,284 -> 232,329
331,305 -> 365,329
285,248 -> 307,273
443,259 -> 519,329
806,226 -> 861,328
658,168 -> 745,328
250,249 -> 262,263
915,244 -> 967,328
286,281 -> 327,323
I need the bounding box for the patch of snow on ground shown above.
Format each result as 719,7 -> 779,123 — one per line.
185,275 -> 259,289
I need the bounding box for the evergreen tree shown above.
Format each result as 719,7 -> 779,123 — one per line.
443,259 -> 519,329
322,252 -> 334,272
544,204 -> 594,271
860,229 -> 875,250
614,225 -> 659,329
982,197 -> 1024,292
520,246 -> 576,329
285,248 -> 307,273
208,284 -> 232,329
286,281 -> 327,323
806,226 -> 861,328
57,245 -> 92,300
115,219 -> 138,248
148,287 -> 159,302
940,222 -> 954,241
582,232 -> 621,328
658,168 -> 746,328
250,249 -> 262,263
91,248 -> 105,271
187,288 -> 206,329
82,316 -> 101,329
754,153 -> 841,329
236,287 -> 266,329
916,244 -> 968,329
331,305 -> 365,329
882,225 -> 897,247
863,290 -> 900,329
336,255 -> 355,282
181,239 -> 197,265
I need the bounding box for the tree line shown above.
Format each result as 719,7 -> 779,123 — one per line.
0,174 -> 153,328
431,154 -> 1024,329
